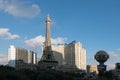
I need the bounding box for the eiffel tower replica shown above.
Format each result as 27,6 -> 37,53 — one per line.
38,14 -> 58,69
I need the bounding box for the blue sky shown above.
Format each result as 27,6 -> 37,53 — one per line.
0,0 -> 120,69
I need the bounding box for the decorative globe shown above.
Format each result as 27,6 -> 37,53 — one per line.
94,50 -> 109,63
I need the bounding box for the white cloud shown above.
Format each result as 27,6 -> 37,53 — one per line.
24,35 -> 67,48
108,51 -> 120,61
0,0 -> 40,18
0,54 -> 8,65
117,48 -> 120,51
51,18 -> 57,27
51,37 -> 67,45
25,35 -> 44,48
0,28 -> 19,39
107,64 -> 115,70
106,51 -> 120,70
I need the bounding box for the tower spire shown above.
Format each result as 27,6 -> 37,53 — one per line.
47,13 -> 49,17
45,14 -> 51,47
46,14 -> 51,22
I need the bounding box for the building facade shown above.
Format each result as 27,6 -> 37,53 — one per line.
64,41 -> 86,70
114,63 -> 120,79
42,41 -> 86,70
52,45 -> 65,66
8,45 -> 37,68
87,65 -> 98,75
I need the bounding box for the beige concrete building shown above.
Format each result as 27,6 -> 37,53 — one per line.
87,65 -> 98,74
64,41 -> 86,70
42,41 -> 86,70
8,45 -> 37,68
52,45 -> 65,66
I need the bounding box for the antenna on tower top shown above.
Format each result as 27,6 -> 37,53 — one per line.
46,13 -> 51,22
47,13 -> 49,17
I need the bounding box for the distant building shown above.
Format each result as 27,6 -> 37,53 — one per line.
8,45 -> 37,68
42,41 -> 86,70
114,63 -> 120,79
87,65 -> 98,75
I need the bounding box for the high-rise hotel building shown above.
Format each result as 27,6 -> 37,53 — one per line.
8,45 -> 37,68
64,41 -> 86,70
42,41 -> 86,70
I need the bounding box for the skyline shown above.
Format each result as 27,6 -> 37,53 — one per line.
0,0 -> 120,69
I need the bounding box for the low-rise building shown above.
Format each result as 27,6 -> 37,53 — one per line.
87,65 -> 98,75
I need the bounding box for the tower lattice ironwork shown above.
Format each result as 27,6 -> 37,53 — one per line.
39,15 -> 58,69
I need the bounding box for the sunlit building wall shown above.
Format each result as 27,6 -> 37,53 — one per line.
28,50 -> 37,64
87,65 -> 98,74
64,41 -> 86,70
45,41 -> 86,70
8,45 -> 16,67
8,45 -> 37,68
